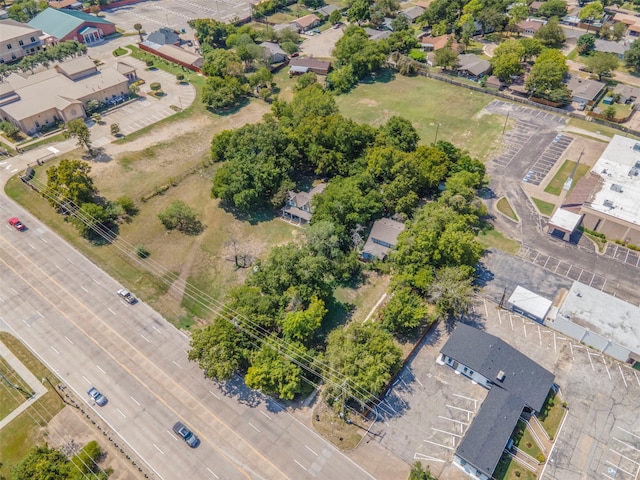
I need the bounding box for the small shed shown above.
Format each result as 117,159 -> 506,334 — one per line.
548,208 -> 582,241
507,286 -> 553,323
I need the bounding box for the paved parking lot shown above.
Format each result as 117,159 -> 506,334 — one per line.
374,295 -> 640,480
523,133 -> 573,186
103,0 -> 253,34
604,242 -> 640,269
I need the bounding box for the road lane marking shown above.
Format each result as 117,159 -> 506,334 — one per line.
37,311 -> 44,318
50,346 -> 59,354
152,325 -> 162,334
130,396 -> 140,406
56,265 -> 63,271
96,365 -> 106,374
248,422 -> 260,433
67,257 -> 75,264
140,334 -> 150,343
108,308 -> 116,315
65,336 -> 73,344
293,459 -> 307,471
260,411 -> 271,421
80,286 -> 88,293
117,408 -> 126,418
28,243 -> 35,250
209,390 -> 220,400
10,288 -> 17,295
207,467 -> 219,478
167,430 -> 179,440
153,444 -> 165,455
305,445 -> 317,456
81,375 -> 91,384
172,360 -> 182,369
92,278 -> 101,285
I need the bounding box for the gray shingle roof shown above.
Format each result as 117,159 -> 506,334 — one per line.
440,324 -> 555,478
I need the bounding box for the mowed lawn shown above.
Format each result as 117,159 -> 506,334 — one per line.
335,71 -> 504,161
544,160 -> 591,196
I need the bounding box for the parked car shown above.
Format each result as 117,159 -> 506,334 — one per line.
186,40 -> 193,47
8,217 -> 25,231
291,51 -> 300,57
313,29 -> 321,34
117,288 -> 136,304
173,421 -> 200,448
87,387 -> 108,406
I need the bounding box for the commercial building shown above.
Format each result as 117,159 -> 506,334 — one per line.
0,19 -> 44,64
28,8 -> 116,44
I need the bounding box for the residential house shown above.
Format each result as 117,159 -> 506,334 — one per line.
0,56 -> 132,134
289,14 -> 320,33
399,6 -> 425,23
48,0 -> 83,9
456,54 -> 491,79
364,27 -> 392,41
147,27 -> 181,46
315,4 -> 339,18
439,324 -> 555,480
613,83 -> 640,104
0,19 -> 44,64
613,11 -> 639,35
486,75 -> 506,90
289,57 -> 331,75
140,41 -> 204,72
28,8 -> 116,44
529,1 -> 544,13
281,183 -> 327,224
566,75 -> 605,105
260,41 -> 288,63
594,38 -> 629,58
420,33 -> 459,52
361,218 -> 405,260
516,19 -> 546,36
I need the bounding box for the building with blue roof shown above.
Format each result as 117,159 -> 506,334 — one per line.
28,8 -> 116,44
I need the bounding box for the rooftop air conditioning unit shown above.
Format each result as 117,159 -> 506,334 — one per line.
496,370 -> 506,382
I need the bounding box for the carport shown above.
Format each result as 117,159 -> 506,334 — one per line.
547,208 -> 583,241
507,286 -> 553,323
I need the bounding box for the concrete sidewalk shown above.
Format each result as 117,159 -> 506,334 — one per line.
0,339 -> 49,430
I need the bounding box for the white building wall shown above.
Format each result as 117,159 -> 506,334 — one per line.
453,455 -> 491,480
442,354 -> 493,389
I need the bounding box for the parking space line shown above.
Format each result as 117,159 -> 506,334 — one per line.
431,427 -> 462,437
617,426 -> 640,441
587,350 -> 595,370
612,440 -> 640,457
601,355 -> 612,380
446,404 -> 474,414
414,452 -> 445,462
605,461 -> 634,477
423,439 -> 454,450
438,416 -> 468,426
618,364 -> 628,388
452,393 -> 477,408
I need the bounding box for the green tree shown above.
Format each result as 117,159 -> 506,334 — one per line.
134,23 -> 143,42
538,0 -> 566,17
380,287 -> 429,332
157,200 -> 204,234
611,21 -> 627,41
0,120 -> 20,139
188,318 -> 250,381
578,1 -> 603,21
534,16 -> 565,46
434,46 -> 458,70
329,9 -> 342,24
509,2 -> 529,25
428,266 -> 474,318
110,123 -> 120,137
409,462 -> 437,480
63,118 -> 92,152
332,26 -> 387,80
603,105 -> 616,120
202,75 -> 248,109
202,49 -> 243,77
69,202 -> 109,240
11,444 -> 72,480
347,0 -> 371,24
44,159 -> 96,208
245,340 -> 305,400
377,116 -> 419,152
584,51 -> 619,80
327,64 -> 358,93
577,34 -> 595,55
281,296 -> 327,343
525,47 -> 568,94
519,37 -> 543,62
323,321 -> 402,406
491,38 -> 525,81
625,39 -> 640,71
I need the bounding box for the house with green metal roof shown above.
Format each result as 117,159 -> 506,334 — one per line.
28,8 -> 116,44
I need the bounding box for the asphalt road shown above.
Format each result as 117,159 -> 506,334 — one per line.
0,195 -> 375,480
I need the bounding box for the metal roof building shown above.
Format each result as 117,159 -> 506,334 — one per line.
507,286 -> 553,323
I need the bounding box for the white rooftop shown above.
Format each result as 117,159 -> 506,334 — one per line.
558,282 -> 640,354
588,135 -> 640,226
548,208 -> 582,232
507,286 -> 553,320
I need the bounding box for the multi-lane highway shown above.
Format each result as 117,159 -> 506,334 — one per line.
0,194 -> 376,480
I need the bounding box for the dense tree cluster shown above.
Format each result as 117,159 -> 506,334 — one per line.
193,80 -> 487,404
525,47 -> 571,105
6,0 -> 47,23
11,442 -> 110,480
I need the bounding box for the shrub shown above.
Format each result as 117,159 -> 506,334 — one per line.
110,123 -> 120,136
117,195 -> 137,215
157,200 -> 204,234
150,82 -> 161,91
135,244 -> 150,258
176,73 -> 184,82
536,453 -> 546,463
146,59 -> 154,67
0,121 -> 20,139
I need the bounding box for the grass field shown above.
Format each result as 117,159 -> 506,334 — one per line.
334,71 -> 504,161
532,197 -> 555,216
544,160 -> 591,196
0,356 -> 30,421
497,197 -> 518,221
539,390 -> 566,440
477,226 -> 520,254
0,333 -> 65,479
494,454 -> 537,480
567,117 -> 640,141
512,420 -> 543,459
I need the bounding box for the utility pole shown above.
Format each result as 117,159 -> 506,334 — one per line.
502,112 -> 510,134
434,122 -> 441,144
498,287 -> 507,309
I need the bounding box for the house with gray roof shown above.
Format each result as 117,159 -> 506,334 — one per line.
316,4 -> 339,18
566,75 -> 605,105
439,324 -> 555,480
361,218 -> 405,260
289,57 -> 331,75
613,83 -> 640,103
282,183 -> 327,224
364,28 -> 392,41
260,41 -> 287,63
147,27 -> 181,46
399,6 -> 425,23
594,39 -> 630,58
456,54 -> 491,79
28,8 -> 116,44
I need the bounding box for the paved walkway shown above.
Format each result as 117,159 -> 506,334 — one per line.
0,339 -> 49,430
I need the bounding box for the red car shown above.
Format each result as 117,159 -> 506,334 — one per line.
8,217 -> 25,231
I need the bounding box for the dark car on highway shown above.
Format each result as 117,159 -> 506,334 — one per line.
173,421 -> 200,448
